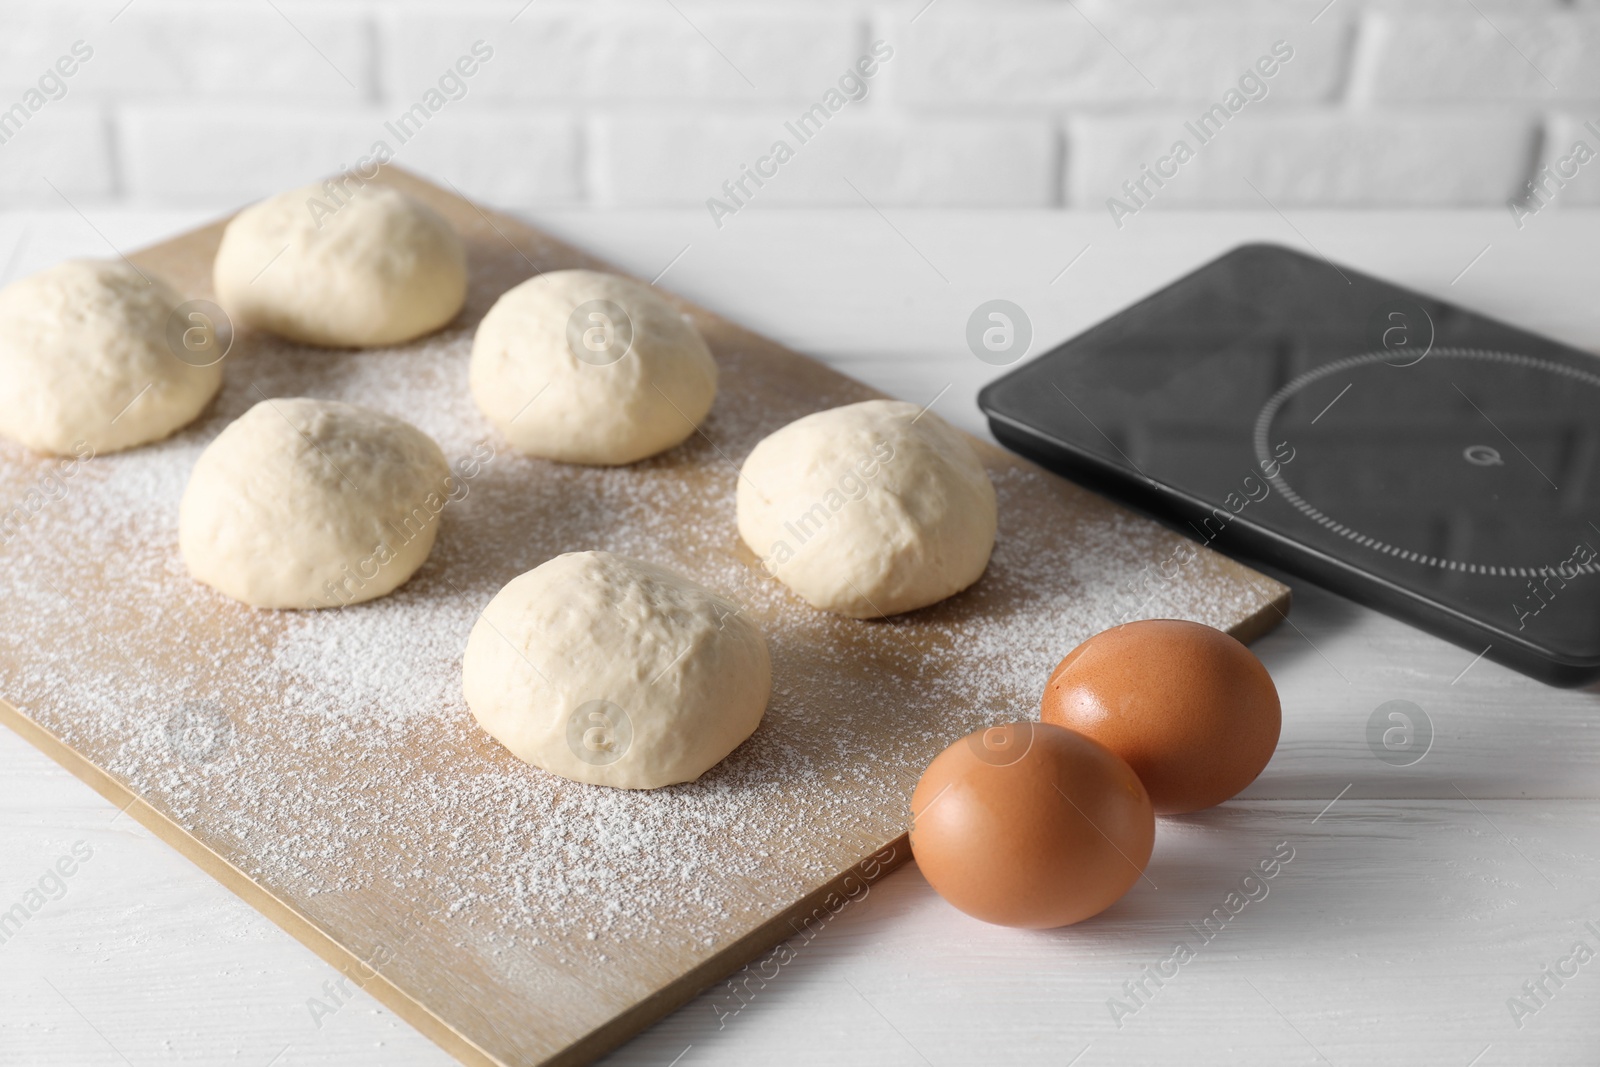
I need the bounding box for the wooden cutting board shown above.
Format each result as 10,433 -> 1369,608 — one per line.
0,168 -> 1289,1066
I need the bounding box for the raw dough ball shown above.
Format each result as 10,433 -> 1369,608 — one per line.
736,399 -> 997,618
469,269 -> 717,465
213,183 -> 466,348
180,397 -> 450,609
0,259 -> 221,455
463,551 -> 771,789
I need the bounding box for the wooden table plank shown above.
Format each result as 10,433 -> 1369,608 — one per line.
3,206 -> 1596,1067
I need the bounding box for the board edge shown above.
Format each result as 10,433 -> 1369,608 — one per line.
0,697 -> 509,1067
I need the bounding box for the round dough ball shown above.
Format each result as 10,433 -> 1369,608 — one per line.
180,397 -> 450,609
213,183 -> 466,348
469,269 -> 717,465
463,551 -> 771,789
0,259 -> 221,455
1040,619 -> 1281,814
736,399 -> 997,618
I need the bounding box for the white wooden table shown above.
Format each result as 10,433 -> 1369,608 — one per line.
2,206 -> 1597,1067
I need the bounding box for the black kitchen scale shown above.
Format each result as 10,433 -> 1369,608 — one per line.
979,243 -> 1600,686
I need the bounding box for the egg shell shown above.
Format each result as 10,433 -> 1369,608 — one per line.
909,721 -> 1155,929
1040,618 -> 1281,815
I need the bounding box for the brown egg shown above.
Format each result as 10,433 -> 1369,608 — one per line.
909,721 -> 1155,929
1041,619 -> 1281,814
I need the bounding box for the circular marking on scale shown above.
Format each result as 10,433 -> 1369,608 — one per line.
1252,347 -> 1600,578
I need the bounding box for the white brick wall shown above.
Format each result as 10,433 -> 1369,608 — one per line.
592,113 -> 1055,208
0,0 -> 1596,213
